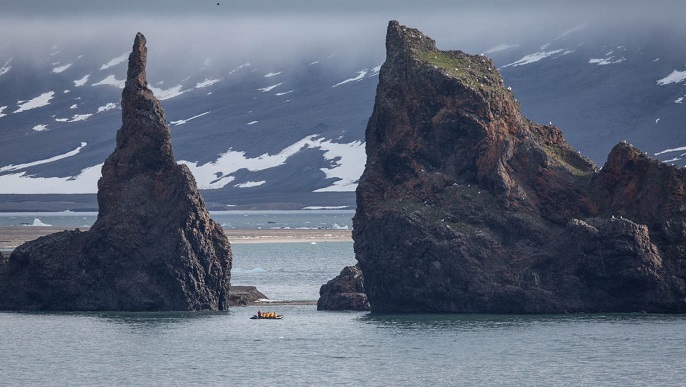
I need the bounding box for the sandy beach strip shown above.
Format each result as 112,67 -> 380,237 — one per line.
0,226 -> 352,251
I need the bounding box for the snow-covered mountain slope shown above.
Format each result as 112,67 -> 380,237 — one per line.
0,21 -> 684,210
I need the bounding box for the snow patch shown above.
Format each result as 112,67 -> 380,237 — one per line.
181,135 -> 362,191
655,145 -> 686,156
313,139 -> 365,192
302,206 -> 350,210
229,62 -> 251,75
675,97 -> 684,104
234,180 -> 266,188
14,91 -> 55,113
32,124 -> 49,132
0,163 -> 102,194
247,121 -> 258,125
657,70 -> 686,86
52,63 -> 72,73
195,78 -> 221,88
170,111 -> 210,126
73,74 -> 90,87
100,52 -> 128,70
482,43 -> 520,55
258,83 -> 283,92
150,85 -> 185,100
92,75 -> 125,88
70,104 -> 78,109
69,114 -> 92,122
0,142 -> 87,173
275,90 -> 294,96
264,72 -> 281,77
97,103 -> 117,113
0,58 -> 12,77
589,57 -> 625,65
0,106 -> 6,118
501,50 -> 564,68
333,70 -> 367,87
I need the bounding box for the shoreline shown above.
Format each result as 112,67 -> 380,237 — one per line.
0,226 -> 352,251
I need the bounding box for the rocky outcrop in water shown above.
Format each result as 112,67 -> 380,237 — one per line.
317,264 -> 369,311
0,33 -> 232,311
345,21 -> 686,313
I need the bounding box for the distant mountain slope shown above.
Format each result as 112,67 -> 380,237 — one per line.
0,20 -> 684,210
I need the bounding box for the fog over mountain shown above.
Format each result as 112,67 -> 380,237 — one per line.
1,1 -> 685,210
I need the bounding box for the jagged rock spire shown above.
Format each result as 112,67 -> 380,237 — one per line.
0,33 -> 232,311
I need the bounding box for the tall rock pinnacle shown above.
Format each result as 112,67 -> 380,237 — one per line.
0,33 -> 232,311
334,21 -> 686,314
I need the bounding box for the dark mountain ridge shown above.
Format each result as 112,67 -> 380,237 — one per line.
0,20 -> 685,210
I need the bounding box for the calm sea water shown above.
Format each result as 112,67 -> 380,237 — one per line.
2,211 -> 686,385
0,210 -> 355,230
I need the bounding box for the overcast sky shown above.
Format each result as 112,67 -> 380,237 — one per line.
1,0 -> 683,73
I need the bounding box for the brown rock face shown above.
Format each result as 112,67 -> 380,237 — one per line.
0,33 -> 232,311
347,21 -> 686,313
317,264 -> 370,311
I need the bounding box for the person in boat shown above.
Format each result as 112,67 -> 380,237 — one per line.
257,310 -> 262,318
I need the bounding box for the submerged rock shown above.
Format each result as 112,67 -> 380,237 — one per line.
343,21 -> 686,313
0,33 -> 232,311
317,264 -> 370,311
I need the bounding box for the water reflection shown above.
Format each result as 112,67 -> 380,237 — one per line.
359,312 -> 686,331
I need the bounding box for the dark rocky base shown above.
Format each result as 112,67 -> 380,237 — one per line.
229,286 -> 268,307
317,265 -> 370,311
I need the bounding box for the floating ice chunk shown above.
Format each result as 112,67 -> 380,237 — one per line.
26,218 -> 52,227
264,72 -> 281,77
32,124 -> 49,132
0,106 -> 6,118
232,267 -> 267,274
247,121 -> 258,125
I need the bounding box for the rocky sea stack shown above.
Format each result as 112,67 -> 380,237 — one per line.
335,21 -> 686,313
0,33 -> 232,311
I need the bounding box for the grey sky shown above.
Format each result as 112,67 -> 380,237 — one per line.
1,0 -> 683,74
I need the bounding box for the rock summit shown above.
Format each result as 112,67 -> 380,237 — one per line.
0,33 -> 232,311
332,21 -> 686,313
